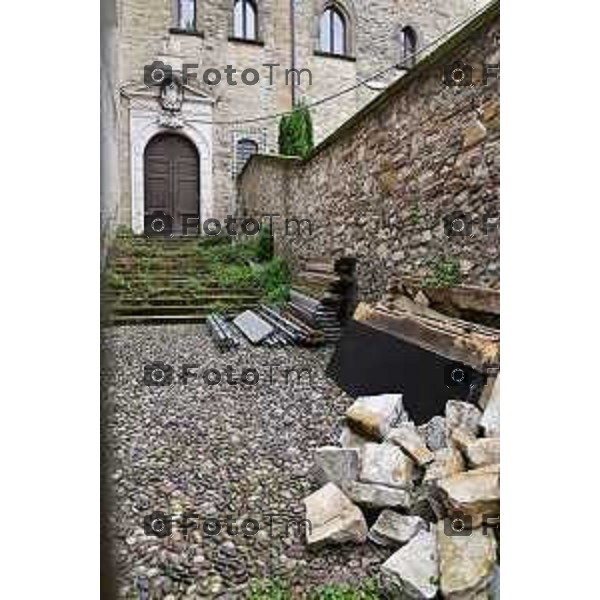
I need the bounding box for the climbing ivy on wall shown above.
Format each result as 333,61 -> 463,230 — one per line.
278,102 -> 314,158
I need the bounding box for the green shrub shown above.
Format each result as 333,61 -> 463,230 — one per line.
198,233 -> 230,247
309,580 -> 380,600
215,264 -> 259,289
247,578 -> 380,600
279,102 -> 314,158
102,269 -> 130,291
200,241 -> 255,266
115,225 -> 133,238
258,257 -> 290,304
248,578 -> 292,600
256,224 -> 274,262
425,255 -> 463,288
185,276 -> 205,297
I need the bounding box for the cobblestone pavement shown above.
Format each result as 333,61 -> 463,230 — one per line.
102,324 -> 387,599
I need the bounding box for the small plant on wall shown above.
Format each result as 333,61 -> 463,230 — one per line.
278,102 -> 314,158
425,254 -> 463,288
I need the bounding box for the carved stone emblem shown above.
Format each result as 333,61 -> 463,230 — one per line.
157,113 -> 185,129
160,80 -> 182,112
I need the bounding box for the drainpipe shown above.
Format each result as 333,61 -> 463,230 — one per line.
290,0 -> 296,107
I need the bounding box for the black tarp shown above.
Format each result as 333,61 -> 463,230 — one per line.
325,320 -> 485,425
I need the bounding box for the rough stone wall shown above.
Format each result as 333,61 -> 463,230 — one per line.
239,4 -> 500,301
115,0 -> 475,226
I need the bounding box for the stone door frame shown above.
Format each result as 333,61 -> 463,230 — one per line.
127,90 -> 213,234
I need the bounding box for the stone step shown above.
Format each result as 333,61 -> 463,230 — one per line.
110,259 -> 203,268
111,302 -> 257,316
106,295 -> 259,306
104,313 -> 233,326
102,282 -> 260,298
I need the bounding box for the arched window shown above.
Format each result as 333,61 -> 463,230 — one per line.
234,0 -> 257,40
319,6 -> 347,56
400,26 -> 418,68
236,138 -> 258,172
178,0 -> 196,31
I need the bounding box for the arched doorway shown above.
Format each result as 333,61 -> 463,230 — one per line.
144,133 -> 199,231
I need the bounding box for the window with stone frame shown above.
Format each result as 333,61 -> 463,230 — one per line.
233,0 -> 258,40
400,26 -> 418,68
178,0 -> 197,31
319,5 -> 348,56
236,138 -> 259,173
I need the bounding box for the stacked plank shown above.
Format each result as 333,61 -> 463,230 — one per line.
213,307 -> 324,349
387,278 -> 500,329
256,305 -> 325,346
286,257 -> 357,344
206,257 -> 357,350
206,313 -> 242,352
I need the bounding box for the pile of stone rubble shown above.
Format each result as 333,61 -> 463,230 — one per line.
302,382 -> 500,599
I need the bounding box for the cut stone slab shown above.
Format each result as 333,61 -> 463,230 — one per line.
418,416 -> 447,451
339,425 -> 370,449
438,465 -> 500,527
424,447 -> 466,483
480,375 -> 500,438
368,510 -> 428,547
387,423 -> 435,467
233,310 -> 274,344
359,442 -> 415,489
314,446 -> 360,488
381,530 -> 439,599
464,438 -> 500,469
446,400 -> 482,437
345,481 -> 412,511
437,521 -> 497,599
346,393 -> 404,440
302,483 -> 368,548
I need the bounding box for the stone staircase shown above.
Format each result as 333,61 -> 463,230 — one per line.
102,236 -> 261,325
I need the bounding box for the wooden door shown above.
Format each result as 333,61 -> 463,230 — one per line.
144,133 -> 199,231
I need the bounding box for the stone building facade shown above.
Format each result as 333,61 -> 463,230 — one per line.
101,0 -> 120,263
238,2 -> 500,299
113,0 -> 476,233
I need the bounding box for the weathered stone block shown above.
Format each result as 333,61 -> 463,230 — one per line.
368,510 -> 428,547
418,416 -> 447,451
359,442 -> 415,489
387,422 -> 435,467
446,400 -> 482,437
314,446 -> 360,488
381,530 -> 439,599
437,521 -> 497,599
302,483 -> 368,548
339,425 -> 370,449
438,465 -> 500,527
464,438 -> 500,469
449,426 -> 477,453
480,375 -> 500,438
345,481 -> 412,511
346,393 -> 405,440
424,447 -> 466,483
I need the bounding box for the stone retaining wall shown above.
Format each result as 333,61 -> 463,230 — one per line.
238,2 -> 499,301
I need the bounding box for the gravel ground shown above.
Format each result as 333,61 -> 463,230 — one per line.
102,324 -> 387,599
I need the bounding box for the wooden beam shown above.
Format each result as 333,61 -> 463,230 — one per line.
354,301 -> 499,372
